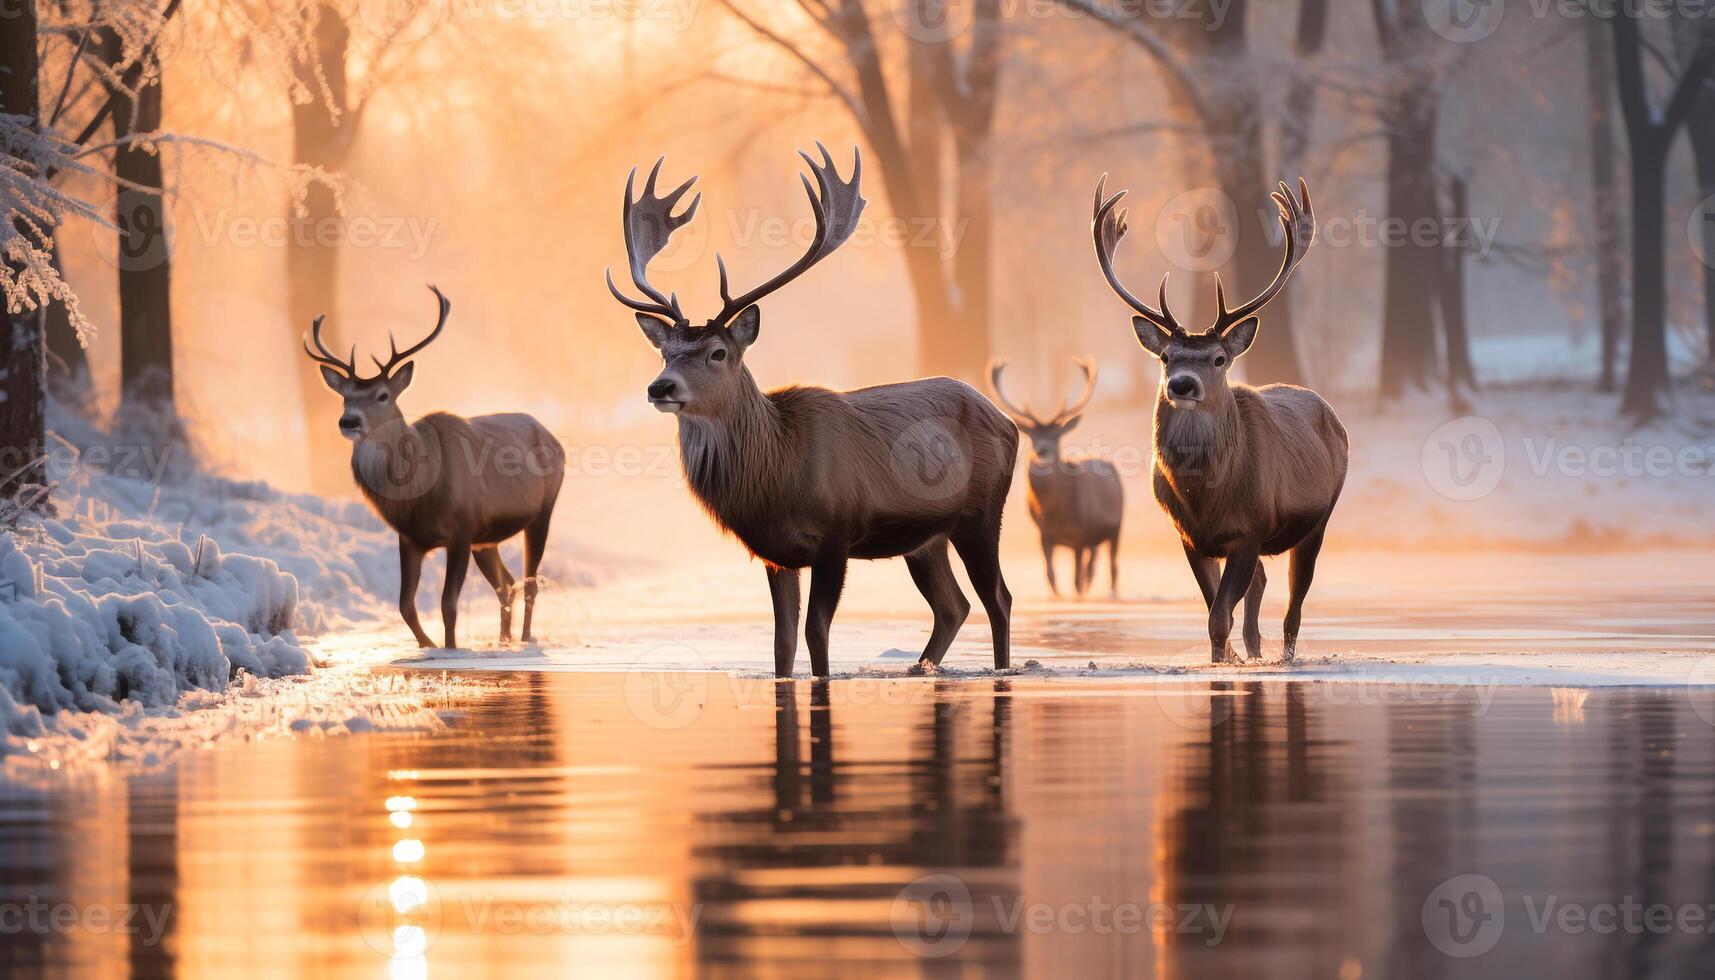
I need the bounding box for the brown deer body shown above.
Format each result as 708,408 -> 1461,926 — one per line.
608,147 -> 1017,677
1091,178 -> 1347,663
305,287 -> 565,649
990,358 -> 1124,597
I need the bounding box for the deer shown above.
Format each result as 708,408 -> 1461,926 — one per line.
303,285 -> 565,650
606,145 -> 1018,678
988,357 -> 1124,598
1089,177 -> 1347,664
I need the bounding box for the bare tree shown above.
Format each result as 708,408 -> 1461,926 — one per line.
717,0 -> 1001,379
96,0 -> 182,428
1611,11 -> 1714,418
0,0 -> 46,503
1586,21 -> 1626,392
1053,0 -> 1315,386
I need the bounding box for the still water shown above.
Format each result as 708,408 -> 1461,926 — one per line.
4,674 -> 1715,978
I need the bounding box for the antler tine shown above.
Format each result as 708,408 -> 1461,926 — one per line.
1054,357 -> 1099,424
1212,177 -> 1315,335
987,358 -> 1042,426
1091,175 -> 1182,337
302,313 -> 357,376
371,284 -> 452,378
713,143 -> 868,328
607,159 -> 700,322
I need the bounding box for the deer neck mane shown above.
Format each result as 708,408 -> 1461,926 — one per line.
351,416 -> 440,528
1154,386 -> 1245,494
675,369 -> 785,526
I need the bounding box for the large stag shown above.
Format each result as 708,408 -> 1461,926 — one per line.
304,286 -> 565,649
989,358 -> 1124,598
1090,177 -> 1347,663
607,145 -> 1018,677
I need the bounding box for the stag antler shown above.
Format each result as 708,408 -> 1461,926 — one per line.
988,359 -> 1043,426
1052,357 -> 1098,425
606,158 -> 701,324
1092,174 -> 1184,341
1211,178 -> 1314,336
712,142 -> 867,329
303,314 -> 358,378
370,285 -> 452,378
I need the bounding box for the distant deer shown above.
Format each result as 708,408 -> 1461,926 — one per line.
989,357 -> 1124,598
303,286 -> 565,649
1090,178 -> 1347,663
606,145 -> 1017,677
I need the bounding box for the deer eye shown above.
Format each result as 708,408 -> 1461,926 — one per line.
1213,354 -> 1228,368
376,391 -> 390,402
710,348 -> 727,363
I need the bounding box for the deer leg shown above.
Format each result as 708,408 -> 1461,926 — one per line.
397,538 -> 434,648
1209,544 -> 1259,665
1040,534 -> 1059,596
442,537 -> 472,649
472,547 -> 515,644
904,538 -> 970,670
766,565 -> 802,678
1283,523 -> 1328,662
520,511 -> 552,643
951,519 -> 1012,670
1074,548 -> 1091,596
1242,562 -> 1267,661
804,547 -> 848,678
1107,537 -> 1121,599
1182,542 -> 1220,609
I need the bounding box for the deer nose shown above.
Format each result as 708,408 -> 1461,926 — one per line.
338,414 -> 361,431
647,379 -> 677,400
1168,375 -> 1200,398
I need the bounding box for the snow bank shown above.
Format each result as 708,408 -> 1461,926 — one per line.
0,403 -> 421,751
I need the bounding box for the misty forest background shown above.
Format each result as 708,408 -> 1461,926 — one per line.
2,0 -> 1715,505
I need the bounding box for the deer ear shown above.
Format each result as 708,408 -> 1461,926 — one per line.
319,366 -> 349,394
1058,415 -> 1081,434
1132,317 -> 1170,357
636,313 -> 673,350
1223,317 -> 1259,357
727,306 -> 761,350
388,362 -> 415,395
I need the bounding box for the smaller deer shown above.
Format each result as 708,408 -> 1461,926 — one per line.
989,358 -> 1124,597
1090,177 -> 1347,663
303,286 -> 565,649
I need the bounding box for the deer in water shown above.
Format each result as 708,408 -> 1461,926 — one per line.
303,286 -> 565,649
989,357 -> 1124,598
606,145 -> 1018,677
1090,177 -> 1347,663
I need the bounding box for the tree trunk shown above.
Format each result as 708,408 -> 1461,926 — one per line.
1378,94 -> 1445,398
0,0 -> 46,502
1586,23 -> 1626,391
1620,141 -> 1671,418
1688,112 -> 1715,370
289,5 -> 355,492
1439,176 -> 1476,399
99,28 -> 177,426
44,237 -> 90,401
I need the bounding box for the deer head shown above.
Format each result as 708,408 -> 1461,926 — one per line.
1092,177 -> 1314,412
303,285 -> 450,440
606,144 -> 866,418
989,357 -> 1098,469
